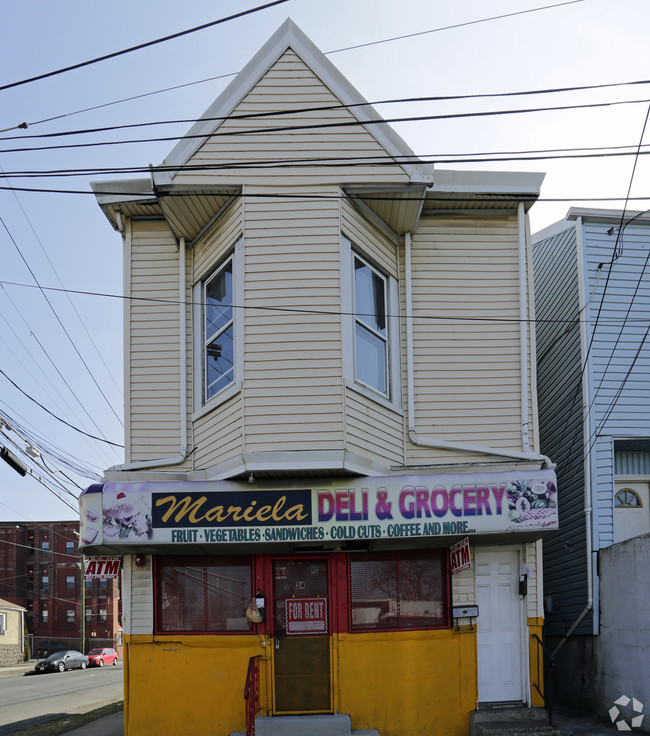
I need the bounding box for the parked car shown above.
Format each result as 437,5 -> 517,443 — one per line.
35,650 -> 89,673
87,647 -> 119,667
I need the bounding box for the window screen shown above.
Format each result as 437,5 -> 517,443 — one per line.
350,550 -> 449,631
156,556 -> 253,633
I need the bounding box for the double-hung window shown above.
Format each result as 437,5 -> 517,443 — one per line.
354,254 -> 389,395
194,239 -> 242,414
203,257 -> 234,401
342,235 -> 401,410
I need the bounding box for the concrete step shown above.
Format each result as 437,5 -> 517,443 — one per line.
232,714 -> 380,736
470,707 -> 561,736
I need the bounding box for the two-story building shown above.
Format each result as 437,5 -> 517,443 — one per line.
533,208 -> 650,721
81,20 -> 557,736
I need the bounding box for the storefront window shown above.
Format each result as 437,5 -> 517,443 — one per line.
156,556 -> 253,633
350,550 -> 449,631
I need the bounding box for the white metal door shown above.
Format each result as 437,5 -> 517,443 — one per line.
476,548 -> 523,703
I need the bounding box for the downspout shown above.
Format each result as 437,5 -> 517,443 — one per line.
518,202 -> 531,453
108,235 -> 189,471
551,216 -> 593,655
405,229 -> 554,469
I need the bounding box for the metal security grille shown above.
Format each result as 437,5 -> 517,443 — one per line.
350,550 -> 449,630
272,559 -> 331,713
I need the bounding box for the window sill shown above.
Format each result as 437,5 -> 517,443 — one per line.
346,380 -> 403,416
192,381 -> 241,422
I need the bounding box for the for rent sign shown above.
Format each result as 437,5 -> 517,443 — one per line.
79,470 -> 558,548
286,598 -> 328,635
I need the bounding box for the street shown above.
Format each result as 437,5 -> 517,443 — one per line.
0,663 -> 123,735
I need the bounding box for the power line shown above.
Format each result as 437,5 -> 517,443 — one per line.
4,96 -> 650,155
0,166 -> 123,400
25,1 -> 591,127
10,81 -> 650,143
325,1 -> 586,54
0,212 -> 123,429
0,278 -> 647,327
0,1 -> 289,92
0,367 -> 123,448
2,142 -> 650,180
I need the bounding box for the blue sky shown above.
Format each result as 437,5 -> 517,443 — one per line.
1,0 -> 649,521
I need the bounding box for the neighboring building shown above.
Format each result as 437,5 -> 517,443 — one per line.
0,521 -> 121,656
533,208 -> 650,719
0,597 -> 26,665
82,20 -> 557,736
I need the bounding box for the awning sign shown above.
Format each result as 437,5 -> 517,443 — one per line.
450,537 -> 471,574
79,470 -> 558,548
84,556 -> 120,580
286,598 -> 328,635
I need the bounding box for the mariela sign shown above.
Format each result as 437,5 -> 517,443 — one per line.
79,470 -> 557,548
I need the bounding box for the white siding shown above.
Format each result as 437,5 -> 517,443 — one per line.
173,50 -> 410,189
242,187 -> 345,452
128,222 -> 183,463
124,556 -> 153,635
405,216 -> 524,465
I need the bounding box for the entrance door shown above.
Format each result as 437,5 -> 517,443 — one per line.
476,548 -> 523,703
272,558 -> 332,714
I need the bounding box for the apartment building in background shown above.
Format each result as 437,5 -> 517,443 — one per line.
0,520 -> 121,656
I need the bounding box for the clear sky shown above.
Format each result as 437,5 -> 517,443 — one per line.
1,0 -> 649,522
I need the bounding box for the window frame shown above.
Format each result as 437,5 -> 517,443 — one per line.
193,238 -> 243,418
155,555 -> 254,635
341,235 -> 402,412
348,549 -> 450,633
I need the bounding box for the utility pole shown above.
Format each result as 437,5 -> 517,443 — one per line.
80,552 -> 85,653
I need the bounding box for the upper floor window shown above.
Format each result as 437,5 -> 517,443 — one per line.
194,239 -> 242,414
342,235 -> 401,410
203,257 -> 234,401
354,254 -> 388,395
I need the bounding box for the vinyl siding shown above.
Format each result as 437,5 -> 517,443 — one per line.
172,50 -> 410,189
533,224 -> 590,635
242,186 -> 345,453
342,199 -> 403,463
191,200 -> 245,470
126,556 -> 153,635
584,223 -> 650,436
405,216 -> 525,465
128,222 -> 183,463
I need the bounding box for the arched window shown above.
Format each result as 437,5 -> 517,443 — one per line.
615,488 -> 643,508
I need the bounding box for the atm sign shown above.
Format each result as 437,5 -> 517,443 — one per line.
286,598 -> 328,635
450,537 -> 471,574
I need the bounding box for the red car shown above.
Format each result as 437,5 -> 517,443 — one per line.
87,647 -> 119,667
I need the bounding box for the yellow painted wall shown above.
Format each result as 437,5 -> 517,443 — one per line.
528,617 -> 545,708
336,629 -> 477,736
124,629 -> 481,736
123,634 -> 261,736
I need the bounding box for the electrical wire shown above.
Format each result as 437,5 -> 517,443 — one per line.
0,367 -> 123,448
0,213 -> 123,429
25,0 -> 591,127
4,96 -> 650,155
0,165 -> 123,400
2,143 -> 650,180
0,0 -> 289,92
0,278 -> 647,327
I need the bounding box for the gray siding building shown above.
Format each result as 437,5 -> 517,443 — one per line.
533,208 -> 650,719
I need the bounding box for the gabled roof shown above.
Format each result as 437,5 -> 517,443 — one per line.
154,18 -> 432,189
